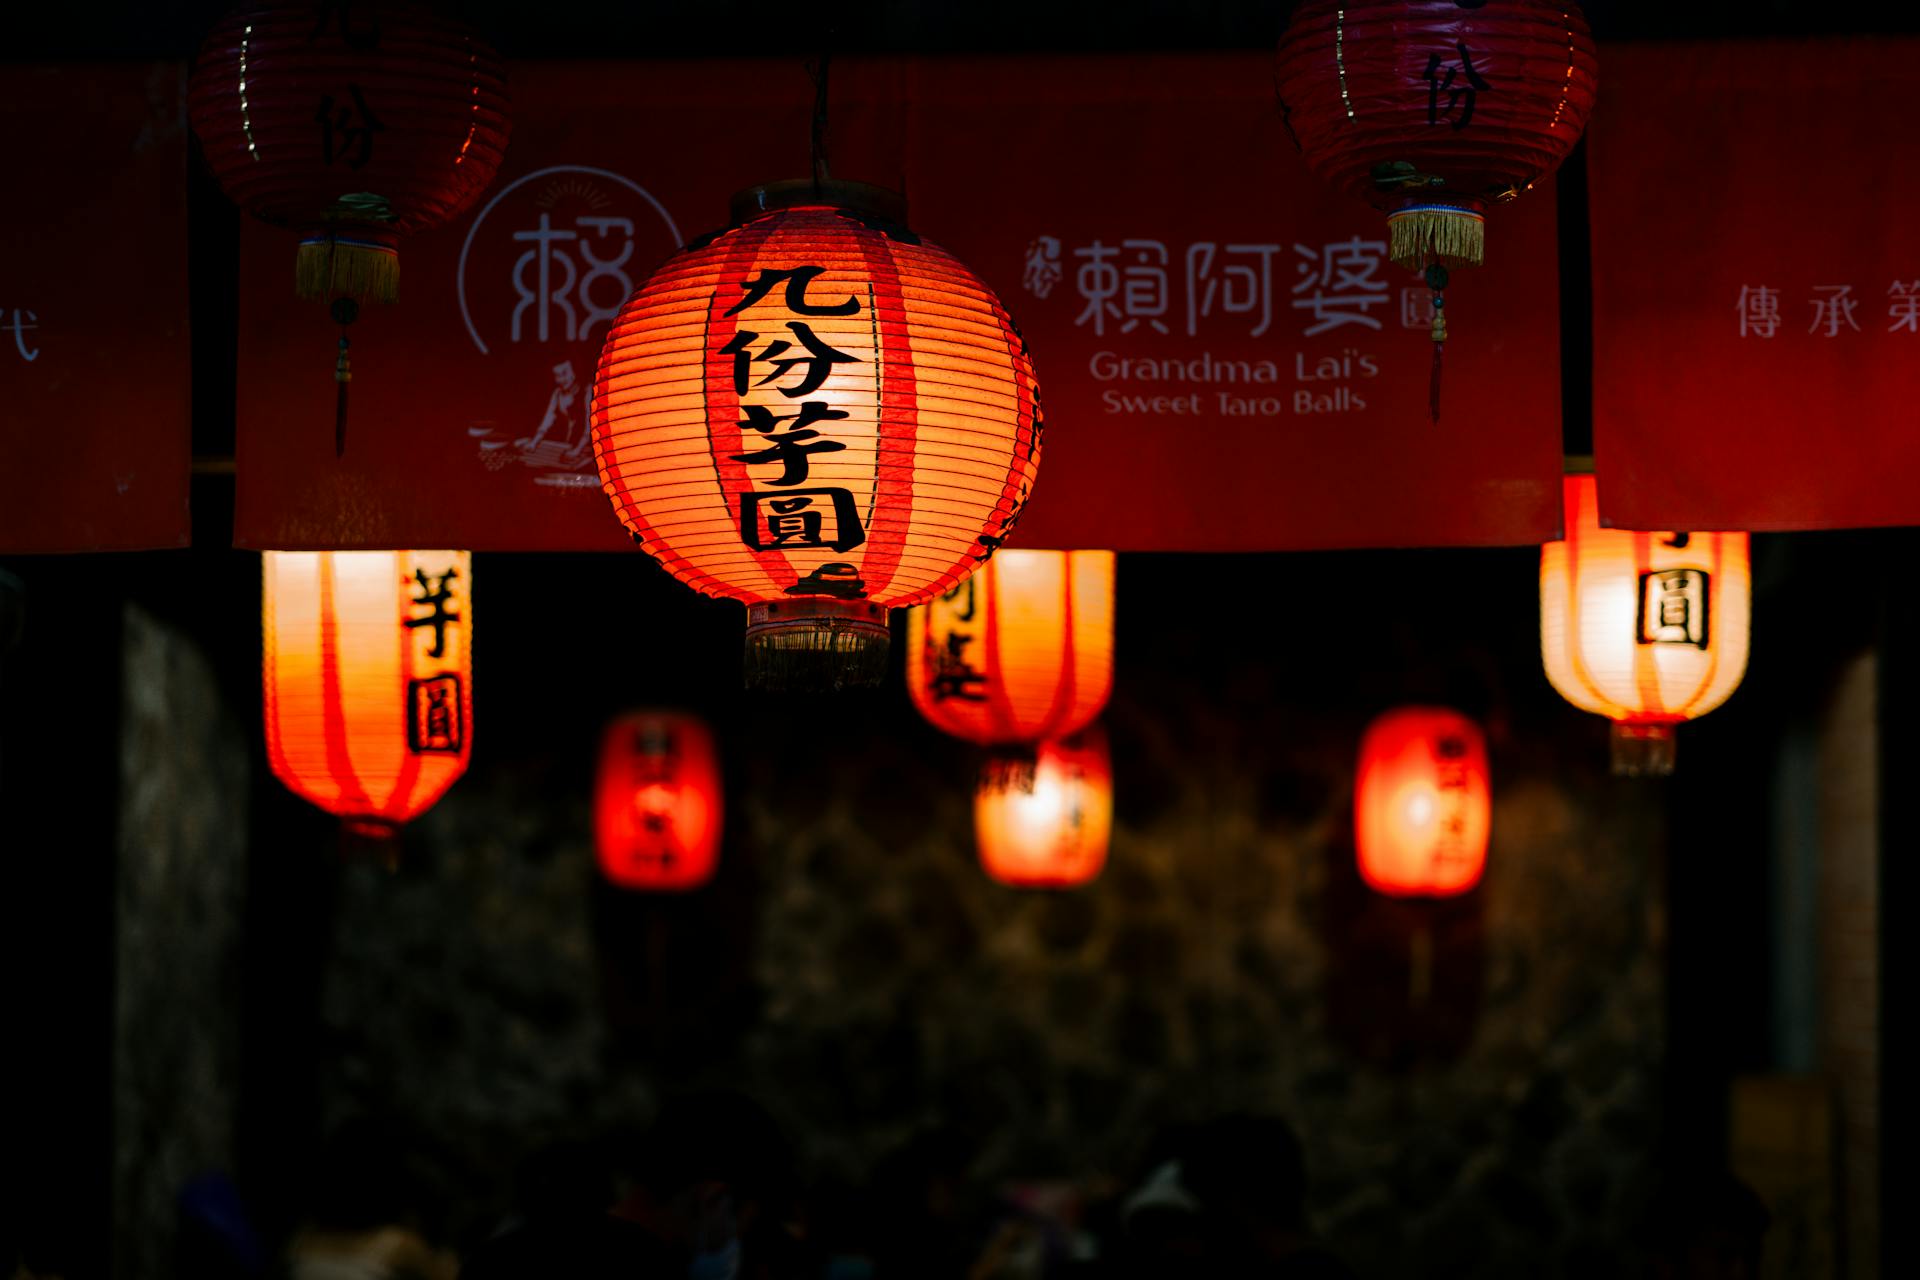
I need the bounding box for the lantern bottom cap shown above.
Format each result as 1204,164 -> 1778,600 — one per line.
1610,721 -> 1677,777
745,599 -> 890,692
337,818 -> 403,871
1385,203 -> 1485,271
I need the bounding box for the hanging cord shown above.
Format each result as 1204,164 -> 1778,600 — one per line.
807,50 -> 833,189
320,235 -> 358,457
331,295 -> 357,457
1425,261 -> 1449,424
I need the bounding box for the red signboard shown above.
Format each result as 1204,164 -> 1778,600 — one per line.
234,56 -> 1566,552
0,65 -> 191,553
1591,40 -> 1920,533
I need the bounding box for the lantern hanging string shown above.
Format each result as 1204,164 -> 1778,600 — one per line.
331,295 -> 357,457
1425,261 -> 1448,424
320,239 -> 357,457
808,50 -> 832,189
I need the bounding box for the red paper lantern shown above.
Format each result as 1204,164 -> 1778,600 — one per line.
1354,706 -> 1490,897
593,181 -> 1043,690
189,1 -> 510,302
974,727 -> 1112,889
594,711 -> 723,891
262,550 -> 472,836
907,549 -> 1114,747
1275,1 -> 1597,273
1541,471 -> 1751,776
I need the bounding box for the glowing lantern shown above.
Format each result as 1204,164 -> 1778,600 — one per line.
592,181 -> 1043,690
907,549 -> 1114,746
1540,472 -> 1750,775
974,727 -> 1111,889
188,0 -> 511,304
261,550 -> 472,835
1355,707 -> 1490,897
594,711 -> 724,891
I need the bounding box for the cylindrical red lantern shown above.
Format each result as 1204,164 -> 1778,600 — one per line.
1354,706 -> 1490,898
189,1 -> 511,302
907,549 -> 1114,747
594,711 -> 724,891
593,180 -> 1043,690
1276,1 -> 1597,273
262,550 -> 473,836
974,726 -> 1112,889
1541,471 -> 1751,776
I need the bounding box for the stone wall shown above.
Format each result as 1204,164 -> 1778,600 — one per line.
114,604 -> 250,1279
308,574 -> 1669,1277
1817,653 -> 1878,1279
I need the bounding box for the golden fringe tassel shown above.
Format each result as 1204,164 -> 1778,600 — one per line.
1388,207 -> 1485,272
295,239 -> 400,304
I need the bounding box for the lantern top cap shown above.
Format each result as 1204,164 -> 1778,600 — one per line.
1562,454 -> 1595,476
730,179 -> 909,227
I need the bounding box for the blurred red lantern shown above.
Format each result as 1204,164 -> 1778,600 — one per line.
592,181 -> 1043,690
595,711 -> 723,891
1355,706 -> 1489,897
262,550 -> 473,837
189,0 -> 511,303
974,726 -> 1111,889
1276,0 -> 1596,272
907,549 -> 1114,747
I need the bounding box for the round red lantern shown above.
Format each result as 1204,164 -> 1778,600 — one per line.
1355,706 -> 1490,897
592,180 -> 1043,690
188,1 -> 511,303
1541,471 -> 1751,776
261,549 -> 473,837
595,711 -> 724,891
1276,1 -> 1597,273
974,726 -> 1112,889
907,549 -> 1114,747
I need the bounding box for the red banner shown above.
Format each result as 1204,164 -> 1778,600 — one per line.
0,65 -> 191,553
1591,40 -> 1920,532
233,56 -> 1566,552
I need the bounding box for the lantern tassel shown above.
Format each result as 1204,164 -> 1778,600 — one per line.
1386,204 -> 1485,273
297,234 -> 400,304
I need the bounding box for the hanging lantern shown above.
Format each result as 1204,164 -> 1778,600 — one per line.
592,181 -> 1043,691
906,549 -> 1114,746
594,711 -> 724,891
1355,706 -> 1490,897
188,1 -> 511,304
1540,472 -> 1750,776
1275,1 -> 1597,414
974,726 -> 1111,889
262,550 -> 472,836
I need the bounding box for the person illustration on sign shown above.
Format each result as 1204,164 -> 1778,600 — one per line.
472,359 -> 597,485
515,359 -> 590,460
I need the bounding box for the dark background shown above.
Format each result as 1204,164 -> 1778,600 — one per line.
2,3 -> 1908,1277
